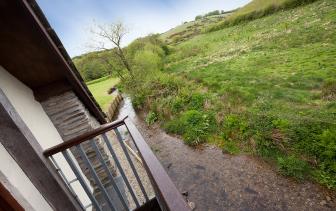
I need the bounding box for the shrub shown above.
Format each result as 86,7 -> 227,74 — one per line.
222,140 -> 240,154
204,10 -> 220,17
313,170 -> 336,189
195,15 -> 203,20
165,110 -> 216,146
188,93 -> 206,110
313,129 -> 336,188
145,111 -> 158,125
170,97 -> 186,113
222,114 -> 248,142
277,155 -> 310,180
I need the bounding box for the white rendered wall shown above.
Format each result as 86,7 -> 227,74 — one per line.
0,66 -> 90,210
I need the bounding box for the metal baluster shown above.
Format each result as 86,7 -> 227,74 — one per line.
50,156 -> 85,210
76,144 -> 117,211
90,139 -> 129,210
114,128 -> 149,202
84,203 -> 93,210
62,150 -> 102,211
101,133 -> 140,208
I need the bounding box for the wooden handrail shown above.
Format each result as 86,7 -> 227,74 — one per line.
124,118 -> 191,211
44,116 -> 191,211
43,117 -> 127,157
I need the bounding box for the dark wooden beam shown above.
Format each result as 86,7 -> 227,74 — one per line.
0,89 -> 82,211
0,0 -> 106,124
21,0 -> 107,124
33,80 -> 72,102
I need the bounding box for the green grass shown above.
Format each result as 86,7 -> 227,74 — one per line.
159,0 -> 336,187
87,76 -> 120,111
230,0 -> 288,18
87,0 -> 336,189
160,13 -> 232,44
207,0 -> 319,32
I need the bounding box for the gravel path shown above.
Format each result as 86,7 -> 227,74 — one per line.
106,130 -> 155,210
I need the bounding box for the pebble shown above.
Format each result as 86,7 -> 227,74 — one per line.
326,196 -> 331,201
320,200 -> 327,206
188,201 -> 196,210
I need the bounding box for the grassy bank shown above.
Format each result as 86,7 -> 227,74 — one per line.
207,0 -> 319,32
87,76 -> 119,111
120,0 -> 336,189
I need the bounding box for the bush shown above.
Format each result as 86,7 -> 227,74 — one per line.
188,93 -> 206,110
204,10 -> 220,17
277,155 -> 310,180
313,170 -> 336,189
165,110 -> 216,146
195,15 -> 203,20
222,114 -> 248,142
314,129 -> 336,188
222,140 -> 240,154
145,111 -> 158,125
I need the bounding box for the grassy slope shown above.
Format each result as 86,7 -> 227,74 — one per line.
87,77 -> 119,111
164,0 -> 335,186
230,0 -> 287,18
166,0 -> 335,123
160,14 -> 232,44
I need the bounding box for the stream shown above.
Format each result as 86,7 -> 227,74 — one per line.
114,95 -> 335,211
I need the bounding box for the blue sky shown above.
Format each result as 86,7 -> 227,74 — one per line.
37,0 -> 250,57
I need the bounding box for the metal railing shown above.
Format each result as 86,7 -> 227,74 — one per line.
44,116 -> 190,211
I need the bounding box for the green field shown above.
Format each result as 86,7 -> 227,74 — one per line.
87,76 -> 119,111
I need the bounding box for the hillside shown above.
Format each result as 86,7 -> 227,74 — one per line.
124,0 -> 336,189
74,0 -> 336,189
160,12 -> 233,45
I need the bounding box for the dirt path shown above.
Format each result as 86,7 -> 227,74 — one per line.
117,97 -> 336,211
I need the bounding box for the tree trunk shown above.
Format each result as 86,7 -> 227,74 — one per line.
117,47 -> 134,78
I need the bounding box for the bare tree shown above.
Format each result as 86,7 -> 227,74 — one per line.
90,21 -> 133,78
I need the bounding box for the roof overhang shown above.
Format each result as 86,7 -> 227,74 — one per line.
0,0 -> 106,123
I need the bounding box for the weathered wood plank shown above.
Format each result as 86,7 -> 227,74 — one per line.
124,118 -> 191,211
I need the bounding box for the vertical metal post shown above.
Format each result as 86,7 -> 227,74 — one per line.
102,133 -> 140,208
90,139 -> 129,210
62,150 -> 102,211
50,156 -> 85,210
76,144 -> 117,211
114,128 -> 149,202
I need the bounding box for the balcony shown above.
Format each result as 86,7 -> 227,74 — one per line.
43,116 -> 190,211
